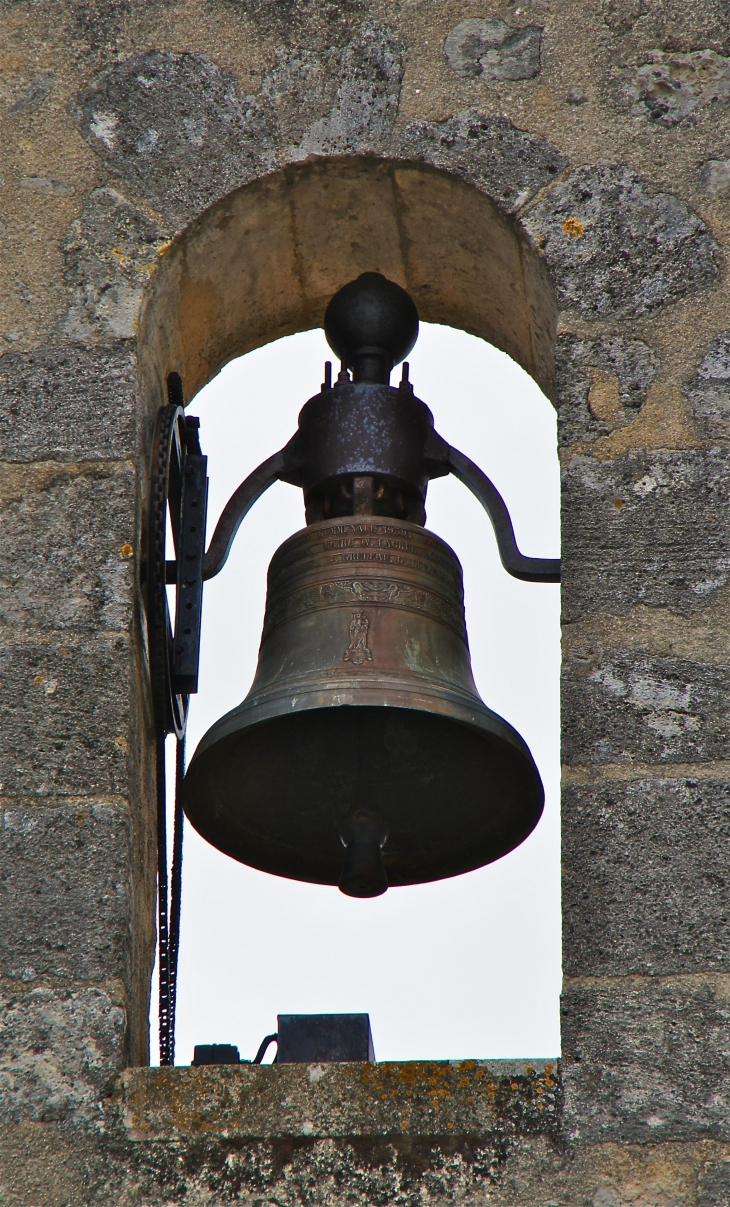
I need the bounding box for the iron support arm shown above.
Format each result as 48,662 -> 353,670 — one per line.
200,448 -> 290,581
446,446 -> 560,583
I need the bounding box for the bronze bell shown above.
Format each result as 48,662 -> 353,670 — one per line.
182,273 -> 557,897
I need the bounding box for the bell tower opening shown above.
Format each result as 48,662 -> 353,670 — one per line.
139,155 -> 560,1067
150,320 -> 560,1065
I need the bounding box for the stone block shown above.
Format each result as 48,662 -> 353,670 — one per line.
702,160 -> 730,197
563,779 -> 730,976
685,332 -> 730,443
0,800 -> 133,983
75,52 -> 275,227
122,1060 -> 561,1141
0,461 -> 136,632
562,975 -> 730,1142
561,450 -> 730,621
562,653 -> 730,765
443,19 -> 543,81
0,984 -> 126,1125
62,188 -> 169,342
522,163 -> 721,318
262,23 -> 404,158
601,0 -> 730,52
698,1159 -> 730,1206
0,636 -> 134,797
400,112 -> 567,215
618,50 -> 730,126
0,341 -> 138,463
555,334 -> 658,447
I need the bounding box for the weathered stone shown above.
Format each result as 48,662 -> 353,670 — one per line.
698,1159 -> 730,1206
619,50 -> 730,126
562,654 -> 730,764
522,163 -> 721,318
685,332 -> 730,443
0,800 -> 133,983
76,51 -> 276,226
75,32 -> 405,225
444,20 -> 543,82
19,176 -> 74,197
10,71 -> 55,114
601,0 -> 730,52
563,780 -> 730,976
123,1060 -> 561,1141
61,188 -> 168,341
562,975 -> 730,1142
561,450 -> 730,621
0,984 -> 126,1125
555,334 -> 658,446
0,636 -> 133,797
0,341 -> 138,463
0,462 -> 136,632
702,158 -> 730,197
400,112 -> 567,215
262,24 -> 404,158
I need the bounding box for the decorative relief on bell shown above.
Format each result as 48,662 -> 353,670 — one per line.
263,577 -> 464,637
343,610 -> 373,666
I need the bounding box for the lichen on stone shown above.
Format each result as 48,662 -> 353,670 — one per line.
401,112 -> 567,214
522,162 -> 721,318
618,48 -> 730,126
555,334 -> 658,446
684,332 -> 730,442
444,19 -> 543,82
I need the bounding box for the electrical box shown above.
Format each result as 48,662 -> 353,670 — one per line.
276,1014 -> 375,1063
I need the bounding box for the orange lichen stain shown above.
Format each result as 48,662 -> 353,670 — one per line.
120,543 -> 134,557
563,217 -> 585,237
110,246 -> 131,267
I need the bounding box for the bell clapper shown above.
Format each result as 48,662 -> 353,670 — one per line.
339,810 -> 389,898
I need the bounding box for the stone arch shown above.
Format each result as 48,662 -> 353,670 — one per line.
138,156 -> 557,413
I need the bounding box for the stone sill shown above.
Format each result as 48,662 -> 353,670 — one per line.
122,1059 -> 561,1142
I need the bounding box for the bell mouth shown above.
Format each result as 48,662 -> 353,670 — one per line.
182,702 -> 544,890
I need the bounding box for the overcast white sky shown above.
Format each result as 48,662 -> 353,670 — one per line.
152,323 -> 561,1066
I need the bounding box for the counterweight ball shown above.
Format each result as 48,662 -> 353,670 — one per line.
324,272 -> 419,383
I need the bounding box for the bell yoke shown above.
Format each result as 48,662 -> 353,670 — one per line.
172,273 -> 559,897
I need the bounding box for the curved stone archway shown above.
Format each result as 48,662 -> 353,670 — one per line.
138,156 -> 557,411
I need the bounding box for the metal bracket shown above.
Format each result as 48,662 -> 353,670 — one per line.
446,445 -> 560,584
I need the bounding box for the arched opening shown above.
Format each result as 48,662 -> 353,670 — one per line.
139,157 -> 557,415
140,156 -> 559,1063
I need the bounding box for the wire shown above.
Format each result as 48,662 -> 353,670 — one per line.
253,1034 -> 278,1065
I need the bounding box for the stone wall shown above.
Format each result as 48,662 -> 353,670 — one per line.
1,0 -> 730,1202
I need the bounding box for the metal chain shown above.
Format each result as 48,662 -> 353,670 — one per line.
147,400 -> 188,1065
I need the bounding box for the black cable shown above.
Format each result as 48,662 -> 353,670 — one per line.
156,730 -> 171,1065
168,734 -> 186,1065
253,1034 -> 278,1065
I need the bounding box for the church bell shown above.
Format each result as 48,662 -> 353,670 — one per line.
177,272 -> 560,897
